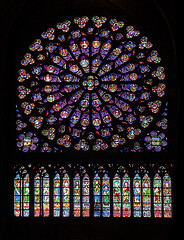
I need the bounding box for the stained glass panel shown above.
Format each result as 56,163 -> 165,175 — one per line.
73,173 -> 80,217
14,168 -> 30,217
53,173 -> 60,217
82,173 -> 90,217
113,174 -> 121,217
163,174 -> 172,218
93,174 -> 101,217
63,173 -> 70,217
43,173 -> 49,217
102,174 -> 110,217
23,173 -> 30,217
142,174 -> 151,217
122,173 -> 131,217
133,173 -> 141,217
14,174 -> 21,217
34,173 -> 40,217
153,174 -> 162,218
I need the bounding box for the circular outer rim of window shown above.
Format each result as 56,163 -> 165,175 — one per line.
16,16 -> 168,153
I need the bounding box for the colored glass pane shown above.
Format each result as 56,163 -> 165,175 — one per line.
53,173 -> 60,217
73,173 -> 81,217
93,174 -> 101,217
43,173 -> 49,217
82,173 -> 90,217
63,173 -> 70,217
163,174 -> 172,218
14,174 -> 21,217
122,173 -> 131,217
34,173 -> 40,217
23,173 -> 30,217
16,16 -> 168,153
142,174 -> 151,217
113,174 -> 121,217
102,174 -> 110,217
14,168 -> 30,217
153,174 -> 162,218
133,173 -> 141,217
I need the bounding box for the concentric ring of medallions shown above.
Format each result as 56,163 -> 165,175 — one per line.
16,16 -> 168,152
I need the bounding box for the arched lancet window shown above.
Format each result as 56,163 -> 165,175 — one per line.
93,173 -> 101,217
34,167 -> 49,217
82,173 -> 90,217
73,173 -> 80,217
63,173 -> 70,217
14,167 -> 29,217
133,167 -> 151,217
142,174 -> 151,217
113,173 -> 121,217
153,167 -> 172,218
122,173 -> 131,217
102,173 -> 110,217
163,174 -> 172,218
133,173 -> 141,217
53,173 -> 60,217
153,173 -> 162,218
53,168 -> 72,217
113,170 -> 131,218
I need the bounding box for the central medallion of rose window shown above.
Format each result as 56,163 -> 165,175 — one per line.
82,75 -> 99,91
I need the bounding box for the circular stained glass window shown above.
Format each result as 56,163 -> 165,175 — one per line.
16,16 -> 168,152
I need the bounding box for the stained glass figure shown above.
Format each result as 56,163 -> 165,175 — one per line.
43,173 -> 50,217
53,173 -> 60,217
82,173 -> 90,217
14,174 -> 21,217
14,167 -> 29,217
142,174 -> 151,217
153,174 -> 162,218
34,173 -> 41,217
73,173 -> 81,217
93,174 -> 101,217
34,167 -> 49,217
63,173 -> 70,217
133,173 -> 141,217
23,173 -> 30,217
102,174 -> 110,217
16,16 -> 168,153
113,174 -> 121,217
163,174 -> 172,218
122,173 -> 131,217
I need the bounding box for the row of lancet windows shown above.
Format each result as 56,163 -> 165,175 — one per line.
14,166 -> 172,218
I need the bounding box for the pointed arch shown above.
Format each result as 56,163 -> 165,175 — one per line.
34,173 -> 41,217
43,173 -> 50,217
63,173 -> 70,217
82,173 -> 90,217
163,173 -> 172,218
122,173 -> 131,217
113,173 -> 121,217
153,173 -> 162,218
133,173 -> 141,217
93,173 -> 101,217
34,167 -> 49,217
14,167 -> 29,217
14,173 -> 21,217
142,173 -> 151,217
73,173 -> 81,217
53,173 -> 60,217
102,173 -> 110,217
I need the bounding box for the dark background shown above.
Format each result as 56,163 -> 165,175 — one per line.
1,0 -> 177,239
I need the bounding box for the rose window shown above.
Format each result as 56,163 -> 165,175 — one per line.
16,16 -> 168,152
